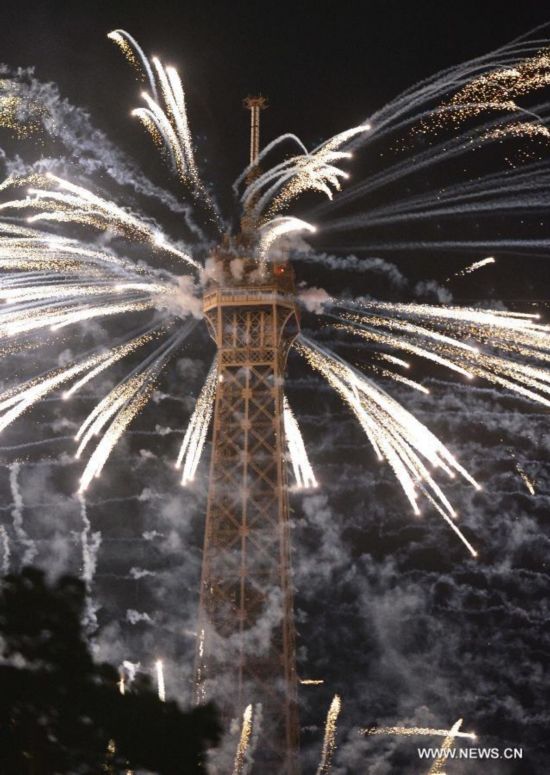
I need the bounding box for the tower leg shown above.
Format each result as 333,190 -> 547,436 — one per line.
195,301 -> 300,774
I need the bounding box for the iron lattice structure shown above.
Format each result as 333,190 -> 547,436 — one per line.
195,253 -> 301,773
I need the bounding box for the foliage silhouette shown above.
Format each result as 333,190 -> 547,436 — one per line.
0,567 -> 221,774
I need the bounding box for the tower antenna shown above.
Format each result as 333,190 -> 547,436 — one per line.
244,95 -> 268,166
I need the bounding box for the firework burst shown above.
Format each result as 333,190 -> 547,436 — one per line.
0,26 -> 549,562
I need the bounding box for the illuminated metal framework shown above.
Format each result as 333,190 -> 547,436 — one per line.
195,255 -> 301,774
244,95 -> 268,165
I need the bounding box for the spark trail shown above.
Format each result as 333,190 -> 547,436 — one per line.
283,395 -> 318,489
429,719 -> 467,774
362,722 -> 476,740
232,704 -> 254,775
448,256 -> 496,280
175,360 -> 217,486
0,26 -> 548,532
516,462 -> 536,494
155,659 -> 166,702
296,336 -> 480,556
316,694 -> 342,775
0,31 -> 549,772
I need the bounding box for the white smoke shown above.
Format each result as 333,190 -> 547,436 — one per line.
297,250 -> 408,287
129,567 -> 156,580
0,66 -> 203,236
9,462 -> 37,565
126,609 -> 153,625
153,275 -> 203,319
299,286 -> 331,313
0,525 -> 9,574
78,493 -> 101,632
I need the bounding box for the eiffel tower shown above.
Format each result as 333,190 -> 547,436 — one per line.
194,97 -> 301,773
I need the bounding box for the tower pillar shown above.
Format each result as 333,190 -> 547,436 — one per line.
195,259 -> 300,774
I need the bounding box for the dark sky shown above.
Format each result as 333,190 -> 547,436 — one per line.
0,3 -> 549,774
2,0 -> 549,180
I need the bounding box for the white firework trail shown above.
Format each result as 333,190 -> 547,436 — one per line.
296,336 -> 480,557
175,360 -> 217,486
256,216 -> 316,267
232,704 -> 254,775
348,30 -> 550,154
62,331 -> 159,401
283,395 -> 317,489
77,325 -> 195,492
0,351 -> 130,436
0,26 -> 550,603
109,28 -> 218,222
516,462 -> 536,494
0,173 -> 200,269
155,659 -> 166,702
9,461 -> 37,565
429,719 -> 467,774
78,376 -> 154,492
448,256 -> 496,280
362,718 -> 476,775
194,627 -> 206,704
326,300 -> 550,409
362,722 -> 476,740
316,694 -> 342,775
239,123 -> 371,218
107,30 -> 159,101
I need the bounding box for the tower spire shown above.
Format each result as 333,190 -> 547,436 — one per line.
244,95 -> 268,166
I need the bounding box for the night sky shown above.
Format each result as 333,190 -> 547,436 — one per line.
0,2 -> 549,773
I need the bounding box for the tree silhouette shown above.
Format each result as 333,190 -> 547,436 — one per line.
0,568 -> 221,774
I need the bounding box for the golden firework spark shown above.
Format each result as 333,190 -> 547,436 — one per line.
316,694 -> 342,775
232,704 -> 254,775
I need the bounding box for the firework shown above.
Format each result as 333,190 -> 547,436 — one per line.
327,300 -> 550,409
296,336 -> 480,556
0,173 -> 199,268
0,35 -> 549,771
362,722 -> 476,740
362,719 -> 476,775
155,659 -> 166,702
0,28 -> 548,526
194,628 -> 206,704
316,695 -> 342,775
448,256 -> 496,280
238,124 -> 370,220
299,679 -> 324,685
175,361 -> 217,485
232,704 -> 254,775
428,719 -> 466,774
78,327 -> 195,492
0,83 -> 47,138
109,28 -> 216,218
283,396 -> 318,489
107,30 -> 159,99
516,462 -> 536,494
256,216 -> 316,267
